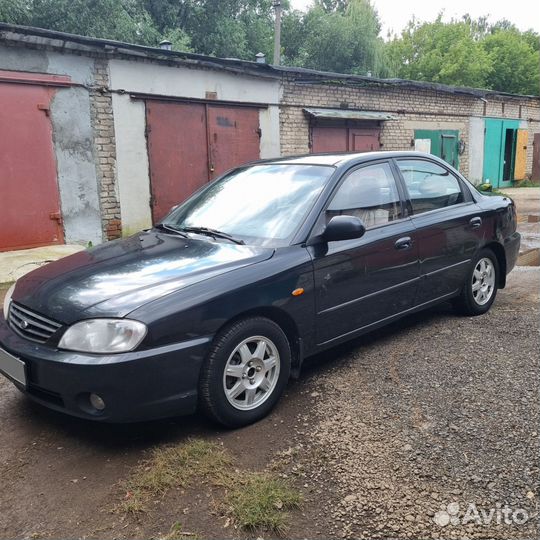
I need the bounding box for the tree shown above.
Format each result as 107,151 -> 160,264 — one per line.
482,29 -> 539,95
143,0 -> 275,59
385,16 -> 492,88
386,15 -> 539,94
1,0 -> 162,46
292,0 -> 385,76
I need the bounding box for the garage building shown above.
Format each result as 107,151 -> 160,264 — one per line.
1,23 -> 539,251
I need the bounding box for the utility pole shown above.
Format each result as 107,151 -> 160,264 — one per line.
273,0 -> 281,65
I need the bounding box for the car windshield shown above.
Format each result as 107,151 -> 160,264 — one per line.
162,164 -> 334,246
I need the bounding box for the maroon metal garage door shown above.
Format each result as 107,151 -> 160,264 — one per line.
311,125 -> 381,153
0,75 -> 65,251
146,101 -> 261,223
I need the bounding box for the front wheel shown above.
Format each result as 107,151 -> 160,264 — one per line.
199,317 -> 291,427
454,249 -> 499,316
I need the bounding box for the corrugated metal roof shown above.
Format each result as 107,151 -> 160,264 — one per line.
304,108 -> 396,121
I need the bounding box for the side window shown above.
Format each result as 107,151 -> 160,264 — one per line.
397,159 -> 464,214
327,162 -> 402,229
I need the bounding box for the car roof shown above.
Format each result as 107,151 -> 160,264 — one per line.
254,151 -> 439,167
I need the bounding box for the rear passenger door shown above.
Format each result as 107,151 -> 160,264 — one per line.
310,161 -> 420,345
394,158 -> 482,304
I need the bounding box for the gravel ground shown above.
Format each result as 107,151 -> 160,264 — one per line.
0,268 -> 538,540
293,267 -> 539,539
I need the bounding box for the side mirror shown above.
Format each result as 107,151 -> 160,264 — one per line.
322,215 -> 366,242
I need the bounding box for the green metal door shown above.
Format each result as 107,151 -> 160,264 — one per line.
483,118 -> 520,188
414,129 -> 459,169
441,133 -> 458,168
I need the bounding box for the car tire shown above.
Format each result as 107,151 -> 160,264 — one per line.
454,248 -> 500,316
199,317 -> 291,428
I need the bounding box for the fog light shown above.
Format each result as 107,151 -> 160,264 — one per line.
89,393 -> 106,411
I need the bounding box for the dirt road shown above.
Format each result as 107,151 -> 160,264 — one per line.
0,266 -> 538,539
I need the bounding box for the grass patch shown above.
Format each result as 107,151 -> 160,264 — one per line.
118,439 -> 232,513
226,473 -> 303,535
159,522 -> 200,540
515,179 -> 540,188
117,438 -> 303,535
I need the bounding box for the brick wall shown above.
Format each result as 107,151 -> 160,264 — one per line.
280,77 -> 540,180
90,59 -> 122,241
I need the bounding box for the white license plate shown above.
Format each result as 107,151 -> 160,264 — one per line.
0,347 -> 27,386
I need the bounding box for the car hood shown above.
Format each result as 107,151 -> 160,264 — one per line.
12,232 -> 274,323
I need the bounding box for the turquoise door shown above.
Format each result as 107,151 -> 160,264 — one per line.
483,119 -> 520,188
414,129 -> 459,169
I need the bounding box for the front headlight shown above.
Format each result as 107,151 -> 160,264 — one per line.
58,319 -> 147,353
3,283 -> 16,318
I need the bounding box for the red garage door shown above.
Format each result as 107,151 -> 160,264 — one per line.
0,78 -> 64,251
311,125 -> 381,153
146,101 -> 261,223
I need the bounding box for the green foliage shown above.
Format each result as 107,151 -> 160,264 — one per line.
289,0 -> 386,76
482,29 -> 539,95
385,16 -> 492,88
143,0 -> 275,59
1,0 -> 162,45
1,1 -> 538,95
386,15 -> 539,94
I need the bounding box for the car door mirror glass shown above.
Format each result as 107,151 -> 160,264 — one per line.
322,215 -> 366,242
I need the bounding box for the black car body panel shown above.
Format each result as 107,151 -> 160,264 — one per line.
0,151 -> 521,422
12,233 -> 274,323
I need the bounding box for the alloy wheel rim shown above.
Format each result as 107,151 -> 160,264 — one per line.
472,257 -> 495,306
223,336 -> 280,411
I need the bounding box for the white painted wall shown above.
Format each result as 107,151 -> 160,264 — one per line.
112,94 -> 153,235
469,117 -> 485,185
109,59 -> 281,234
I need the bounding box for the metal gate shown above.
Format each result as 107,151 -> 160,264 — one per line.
483,119 -> 521,188
146,101 -> 261,223
414,129 -> 459,169
0,78 -> 64,251
311,124 -> 380,153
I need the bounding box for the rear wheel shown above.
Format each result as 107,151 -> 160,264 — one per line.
454,249 -> 499,316
199,317 -> 291,427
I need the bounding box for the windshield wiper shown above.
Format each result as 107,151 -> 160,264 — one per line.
180,226 -> 245,245
153,223 -> 189,237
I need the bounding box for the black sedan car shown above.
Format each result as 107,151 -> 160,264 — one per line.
0,152 -> 520,427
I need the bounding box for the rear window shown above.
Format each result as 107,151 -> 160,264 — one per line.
397,159 -> 464,214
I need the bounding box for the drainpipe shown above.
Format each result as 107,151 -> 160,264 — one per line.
480,97 -> 488,116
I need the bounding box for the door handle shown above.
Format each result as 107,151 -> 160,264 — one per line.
395,236 -> 412,250
469,217 -> 482,229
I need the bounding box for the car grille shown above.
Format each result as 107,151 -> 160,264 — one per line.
8,302 -> 63,343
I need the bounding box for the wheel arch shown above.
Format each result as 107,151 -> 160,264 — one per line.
484,241 -> 507,289
212,306 -> 303,379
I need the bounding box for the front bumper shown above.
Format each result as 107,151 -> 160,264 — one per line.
0,314 -> 212,422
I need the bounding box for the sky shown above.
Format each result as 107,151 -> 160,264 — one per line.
289,0 -> 540,37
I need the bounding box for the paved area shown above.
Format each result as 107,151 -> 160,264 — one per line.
503,187 -> 540,257
0,268 -> 537,539
0,244 -> 84,286
503,187 -> 540,217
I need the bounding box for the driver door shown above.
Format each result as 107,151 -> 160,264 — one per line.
308,161 -> 420,345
